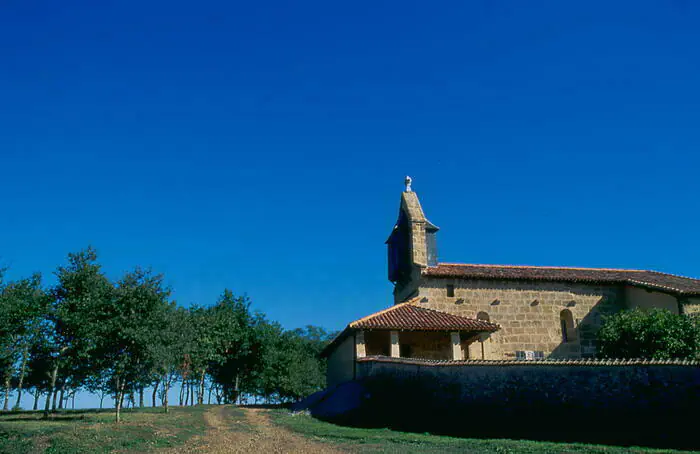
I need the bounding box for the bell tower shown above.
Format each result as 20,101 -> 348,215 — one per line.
386,177 -> 439,303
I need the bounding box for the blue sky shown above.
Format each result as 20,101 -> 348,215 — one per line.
2,0 -> 700,340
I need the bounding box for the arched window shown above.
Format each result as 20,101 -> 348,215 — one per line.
560,309 -> 576,343
476,312 -> 490,359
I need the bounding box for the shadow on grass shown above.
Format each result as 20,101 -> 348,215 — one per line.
239,404 -> 289,410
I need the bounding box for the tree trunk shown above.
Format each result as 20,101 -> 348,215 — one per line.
44,363 -> 59,418
190,381 -> 195,406
33,389 -> 40,410
208,385 -> 212,405
152,380 -> 160,407
234,374 -> 240,405
58,384 -> 65,410
139,387 -> 144,407
14,345 -> 30,410
2,373 -> 10,411
198,369 -> 206,405
163,376 -> 170,413
43,392 -> 52,417
115,377 -> 123,424
99,392 -> 105,409
71,393 -> 75,409
51,386 -> 59,411
184,380 -> 190,406
114,377 -> 124,424
179,380 -> 185,406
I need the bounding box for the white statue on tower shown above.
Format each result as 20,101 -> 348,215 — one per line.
405,176 -> 412,192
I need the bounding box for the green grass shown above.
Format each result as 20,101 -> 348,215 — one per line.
269,410 -> 696,454
0,405 -> 239,454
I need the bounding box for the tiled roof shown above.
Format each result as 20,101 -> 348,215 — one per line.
349,301 -> 500,332
356,356 -> 700,367
423,264 -> 700,296
320,301 -> 499,357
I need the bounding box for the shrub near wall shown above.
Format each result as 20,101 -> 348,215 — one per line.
329,358 -> 700,450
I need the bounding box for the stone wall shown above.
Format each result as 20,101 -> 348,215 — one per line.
326,335 -> 355,388
396,331 -> 453,360
364,330 -> 391,356
626,286 -> 680,314
336,357 -> 700,449
682,297 -> 700,316
414,277 -> 624,359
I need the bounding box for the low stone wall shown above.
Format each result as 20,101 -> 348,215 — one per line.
323,356 -> 700,449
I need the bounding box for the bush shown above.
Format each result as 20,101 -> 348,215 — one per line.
597,308 -> 700,359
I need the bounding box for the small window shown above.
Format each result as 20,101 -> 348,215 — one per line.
476,311 -> 490,322
399,344 -> 412,358
560,309 -> 576,343
446,284 -> 455,297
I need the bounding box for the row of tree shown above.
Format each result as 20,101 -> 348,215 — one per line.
0,247 -> 334,422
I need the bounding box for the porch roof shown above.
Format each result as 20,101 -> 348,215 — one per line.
321,301 -> 499,357
349,301 -> 500,332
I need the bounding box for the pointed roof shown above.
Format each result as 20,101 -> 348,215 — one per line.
424,263 -> 700,296
400,190 -> 438,230
386,190 -> 439,243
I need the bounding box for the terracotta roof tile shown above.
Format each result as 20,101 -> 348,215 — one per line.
423,264 -> 700,296
320,301 -> 499,357
356,356 -> 700,367
349,301 -> 500,332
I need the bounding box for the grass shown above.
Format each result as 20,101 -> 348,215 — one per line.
269,410 -> 697,454
0,405 -> 241,454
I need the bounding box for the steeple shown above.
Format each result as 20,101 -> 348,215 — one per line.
386,177 -> 439,290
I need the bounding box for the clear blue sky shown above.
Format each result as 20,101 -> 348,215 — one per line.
2,0 -> 700,337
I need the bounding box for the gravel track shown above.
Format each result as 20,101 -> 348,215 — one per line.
161,406 -> 343,453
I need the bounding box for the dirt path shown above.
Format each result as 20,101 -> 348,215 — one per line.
163,406 -> 344,453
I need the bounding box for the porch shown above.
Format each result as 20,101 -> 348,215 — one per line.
357,329 -> 485,361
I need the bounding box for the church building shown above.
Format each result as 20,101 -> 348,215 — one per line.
322,178 -> 700,387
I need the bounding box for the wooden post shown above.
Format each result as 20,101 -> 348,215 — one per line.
390,331 -> 400,358
355,331 -> 366,358
450,332 -> 462,360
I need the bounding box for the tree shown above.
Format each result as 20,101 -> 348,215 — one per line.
0,272 -> 47,411
253,325 -> 333,402
45,247 -> 113,418
24,340 -> 53,410
597,308 -> 700,359
95,267 -> 170,422
149,304 -> 188,413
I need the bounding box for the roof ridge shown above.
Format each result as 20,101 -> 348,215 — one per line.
435,263 -> 646,272
641,269 -> 700,281
348,301 -> 413,328
399,303 -> 502,329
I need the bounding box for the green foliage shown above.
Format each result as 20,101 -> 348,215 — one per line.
0,272 -> 49,410
49,247 -> 114,396
251,325 -> 334,401
1,246 -> 334,416
597,308 -> 700,359
95,267 -> 171,417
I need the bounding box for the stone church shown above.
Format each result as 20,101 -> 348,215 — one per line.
323,178 -> 700,387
